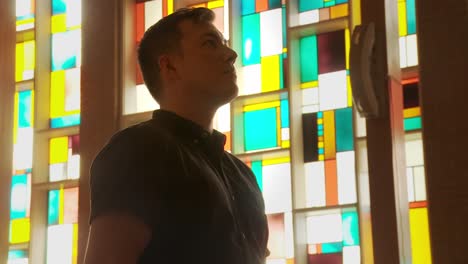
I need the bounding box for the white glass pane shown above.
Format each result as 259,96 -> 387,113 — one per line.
407,34 -> 418,67
266,259 -> 286,264
343,246 -> 361,264
67,0 -> 82,28
414,166 -> 427,201
136,84 -> 159,113
319,70 -> 347,111
399,36 -> 407,68
267,214 -> 286,258
67,154 -> 80,179
8,259 -> 28,264
223,0 -> 229,40
307,213 -> 343,244
407,167 -> 415,202
64,68 -> 81,112
47,224 -> 74,264
405,139 -> 424,167
145,0 -> 162,30
50,163 -> 66,182
281,128 -> 290,141
302,105 -> 319,114
354,109 -> 366,137
13,127 -> 33,170
214,103 -> 230,132
241,64 -> 262,95
284,212 -> 294,258
16,0 -> 32,17
260,9 -> 283,57
305,161 -> 326,207
263,163 -> 292,214
302,87 -> 319,106
299,10 -> 319,25
337,151 -> 357,204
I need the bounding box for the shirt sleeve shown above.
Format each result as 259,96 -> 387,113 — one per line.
88,128 -> 164,229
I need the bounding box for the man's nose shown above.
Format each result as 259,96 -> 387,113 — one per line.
225,47 -> 238,65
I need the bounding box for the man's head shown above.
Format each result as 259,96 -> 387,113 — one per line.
138,8 -> 238,107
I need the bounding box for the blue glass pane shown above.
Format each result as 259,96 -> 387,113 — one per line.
242,14 -> 261,66
241,0 -> 255,15
342,210 -> 360,246
335,108 -> 354,152
299,0 -> 324,12
336,0 -> 348,4
280,100 -> 289,128
48,190 -> 60,225
10,174 -> 28,219
244,108 -> 278,151
300,35 -> 318,83
251,161 -> 263,191
406,0 -> 417,34
18,90 -> 32,128
52,0 -> 67,15
404,117 -> 422,131
322,242 -> 343,253
324,0 -> 336,7
8,250 -> 27,259
50,114 -> 81,128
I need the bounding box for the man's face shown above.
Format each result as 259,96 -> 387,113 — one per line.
175,19 -> 238,106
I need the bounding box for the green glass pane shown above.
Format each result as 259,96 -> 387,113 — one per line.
280,99 -> 289,128
335,108 -> 354,151
242,14 -> 261,66
324,0 -> 336,7
322,242 -> 343,253
244,108 -> 278,151
300,35 -> 318,83
282,6 -> 287,47
252,161 -> 263,191
406,0 -> 417,34
241,0 -> 255,15
299,0 -> 324,12
404,117 -> 422,131
336,0 -> 348,4
48,190 -> 60,225
342,211 -> 360,246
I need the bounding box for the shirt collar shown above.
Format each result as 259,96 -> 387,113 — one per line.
152,109 -> 227,153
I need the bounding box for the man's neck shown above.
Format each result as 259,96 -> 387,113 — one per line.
160,103 -> 216,133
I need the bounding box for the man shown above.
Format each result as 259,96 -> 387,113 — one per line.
84,7 -> 269,264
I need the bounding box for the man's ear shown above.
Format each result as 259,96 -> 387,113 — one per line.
158,55 -> 180,81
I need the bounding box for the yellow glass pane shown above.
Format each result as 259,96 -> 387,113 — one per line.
347,75 -> 353,107
50,136 -> 69,164
330,3 -> 348,19
72,223 -> 79,264
301,81 -> 319,89
24,41 -> 35,72
207,0 -> 224,9
281,140 -> 290,148
318,142 -> 324,148
398,0 -> 408,37
51,14 -> 67,33
323,111 -> 336,160
345,29 -> 350,69
319,154 -> 325,161
10,218 -> 30,244
404,107 -> 421,118
317,118 -> 323,125
243,101 -> 280,112
50,70 -> 66,118
59,188 -> 65,224
263,157 -> 290,166
261,55 -> 281,93
167,0 -> 174,15
276,107 -> 281,146
15,43 -> 24,81
190,3 -> 206,8
410,207 -> 432,264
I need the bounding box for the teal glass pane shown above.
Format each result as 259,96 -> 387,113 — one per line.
242,14 -> 261,66
244,108 -> 278,151
299,0 -> 324,12
18,90 -> 32,128
336,0 -> 348,4
241,0 -> 255,15
282,6 -> 287,47
324,0 -> 336,7
406,0 -> 417,34
252,161 -> 263,191
280,100 -> 289,128
52,0 -> 67,15
8,249 -> 28,259
10,174 -> 28,219
50,114 -> 81,128
335,108 -> 354,151
269,0 -> 282,9
322,242 -> 343,253
48,190 -> 60,225
280,55 -> 284,89
404,117 -> 422,131
51,30 -> 80,71
300,35 -> 318,83
342,211 -> 360,246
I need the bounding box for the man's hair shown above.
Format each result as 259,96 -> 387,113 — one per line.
137,7 -> 215,102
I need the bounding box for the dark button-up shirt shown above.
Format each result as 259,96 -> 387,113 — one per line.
89,109 -> 269,264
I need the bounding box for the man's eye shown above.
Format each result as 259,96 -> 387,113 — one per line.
204,39 -> 217,47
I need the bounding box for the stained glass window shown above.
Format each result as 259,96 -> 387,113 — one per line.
50,0 -> 82,128
398,0 -> 418,68
8,249 -> 28,264
297,0 -> 349,25
47,187 -> 79,264
244,156 -> 294,262
403,79 -> 421,131
16,0 -> 35,31
240,0 -> 287,96
49,135 -> 80,182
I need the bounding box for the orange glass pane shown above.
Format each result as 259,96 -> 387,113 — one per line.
330,4 -> 348,19
325,159 -> 338,206
256,0 -> 269,12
